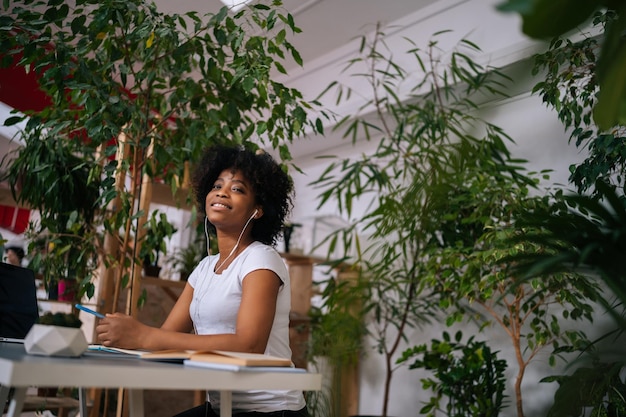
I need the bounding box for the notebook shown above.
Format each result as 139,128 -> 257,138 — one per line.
0,262 -> 39,339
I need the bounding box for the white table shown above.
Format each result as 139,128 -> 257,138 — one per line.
0,342 -> 322,417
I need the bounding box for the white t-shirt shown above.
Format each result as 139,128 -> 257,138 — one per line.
188,241 -> 305,412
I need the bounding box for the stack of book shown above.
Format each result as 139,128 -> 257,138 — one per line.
86,345 -> 305,372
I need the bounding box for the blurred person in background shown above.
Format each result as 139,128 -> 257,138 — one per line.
4,243 -> 25,266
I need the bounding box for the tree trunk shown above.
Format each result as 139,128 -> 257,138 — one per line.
382,354 -> 393,417
514,336 -> 526,417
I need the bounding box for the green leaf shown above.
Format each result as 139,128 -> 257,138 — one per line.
274,61 -> 286,74
593,12 -> 626,129
4,115 -> 24,126
276,28 -> 285,45
496,0 -> 534,14
290,47 -> 302,66
71,15 -> 87,34
501,0 -> 600,39
241,75 -> 255,92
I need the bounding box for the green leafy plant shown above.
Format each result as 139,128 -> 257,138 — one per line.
543,360 -> 626,417
428,168 -> 602,417
307,269 -> 368,417
37,312 -> 82,329
4,134 -> 102,300
0,0 -> 322,311
309,275 -> 367,366
506,179 -> 626,326
398,331 -> 508,417
139,211 -> 177,273
311,26 -> 524,417
503,10 -> 626,322
497,0 -> 626,130
491,6 -> 626,415
529,10 -> 625,194
168,237 -> 206,281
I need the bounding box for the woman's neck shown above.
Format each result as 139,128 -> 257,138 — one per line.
214,233 -> 254,273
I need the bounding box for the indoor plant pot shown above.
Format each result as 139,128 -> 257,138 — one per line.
139,211 -> 177,278
24,312 -> 87,357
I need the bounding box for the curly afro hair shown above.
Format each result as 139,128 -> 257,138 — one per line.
192,144 -> 294,246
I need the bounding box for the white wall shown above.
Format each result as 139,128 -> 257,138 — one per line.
284,0 -> 594,415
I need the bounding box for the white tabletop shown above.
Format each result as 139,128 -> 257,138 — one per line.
0,341 -> 322,417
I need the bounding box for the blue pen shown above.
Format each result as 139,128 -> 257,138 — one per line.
75,304 -> 105,319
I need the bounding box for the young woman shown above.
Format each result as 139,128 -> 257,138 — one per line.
95,144 -> 305,417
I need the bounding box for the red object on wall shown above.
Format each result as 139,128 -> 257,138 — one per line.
0,53 -> 52,113
0,204 -> 30,234
0,53 -> 43,235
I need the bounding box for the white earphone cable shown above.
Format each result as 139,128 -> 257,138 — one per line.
194,210 -> 257,334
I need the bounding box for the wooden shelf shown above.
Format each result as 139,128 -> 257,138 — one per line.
141,276 -> 186,302
141,276 -> 186,289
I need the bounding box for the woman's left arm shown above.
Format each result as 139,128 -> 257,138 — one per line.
234,268 -> 282,353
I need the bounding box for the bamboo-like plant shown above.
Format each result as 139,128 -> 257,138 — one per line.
0,0 -> 321,309
311,27 -> 527,417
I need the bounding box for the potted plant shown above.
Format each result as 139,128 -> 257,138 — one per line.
309,26 -> 597,417
397,331 -> 508,417
487,10 -> 626,416
5,136 -> 102,302
310,27 -> 523,416
168,238 -> 206,281
139,211 -> 177,278
1,0 -> 322,314
307,267 -> 369,417
24,312 -> 87,357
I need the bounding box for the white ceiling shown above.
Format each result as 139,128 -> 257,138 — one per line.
151,0 -> 437,73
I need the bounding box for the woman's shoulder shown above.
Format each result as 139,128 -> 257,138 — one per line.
196,254 -> 213,268
247,241 -> 279,255
240,242 -> 285,269
249,241 -> 288,261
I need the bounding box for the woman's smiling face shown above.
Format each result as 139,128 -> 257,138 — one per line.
206,169 -> 259,229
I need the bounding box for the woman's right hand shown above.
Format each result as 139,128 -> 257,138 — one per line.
95,313 -> 151,349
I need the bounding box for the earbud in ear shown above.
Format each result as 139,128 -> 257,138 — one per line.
248,209 -> 259,221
